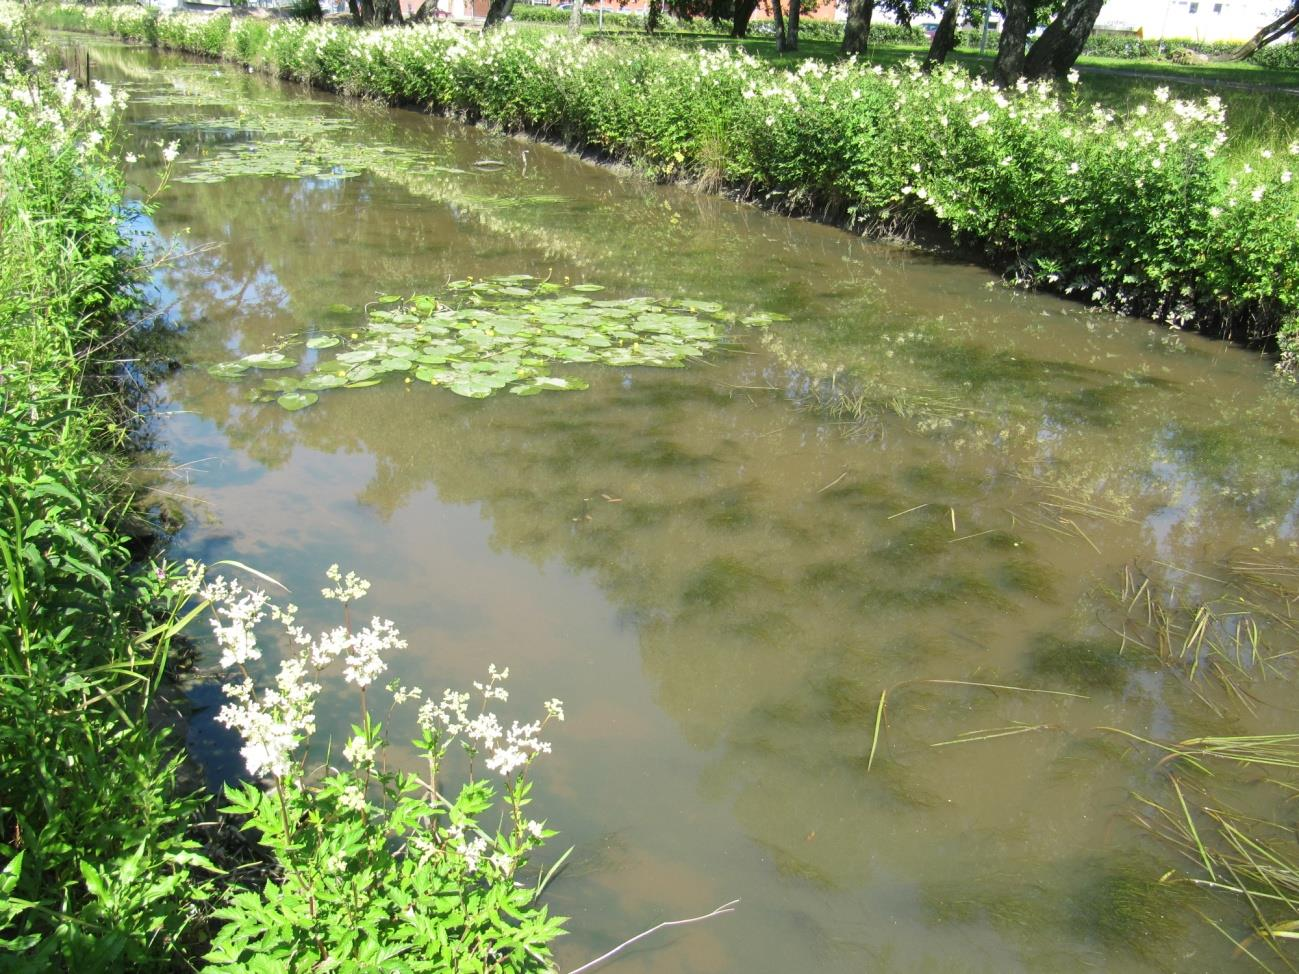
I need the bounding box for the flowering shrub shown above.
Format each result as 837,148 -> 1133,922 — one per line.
42,3 -> 1299,359
180,563 -> 567,972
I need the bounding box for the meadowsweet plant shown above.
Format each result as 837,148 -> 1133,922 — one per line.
180,562 -> 566,972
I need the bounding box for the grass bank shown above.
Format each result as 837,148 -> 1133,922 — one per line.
0,9 -> 211,968
44,3 -> 1299,366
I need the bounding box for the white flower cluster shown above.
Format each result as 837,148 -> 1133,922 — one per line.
0,51 -> 126,170
186,564 -> 405,778
322,562 -> 371,602
218,657 -> 320,779
417,665 -> 563,780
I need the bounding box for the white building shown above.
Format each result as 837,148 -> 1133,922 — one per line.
1095,0 -> 1288,42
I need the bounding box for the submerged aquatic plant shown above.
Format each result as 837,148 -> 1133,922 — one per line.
208,276 -> 745,405
1107,559 -> 1299,715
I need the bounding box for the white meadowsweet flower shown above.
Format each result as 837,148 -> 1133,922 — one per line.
343,617 -> 404,688
339,784 -> 367,812
322,563 -> 371,602
391,684 -> 422,706
489,851 -> 514,875
343,734 -> 376,768
456,835 -> 488,872
465,712 -> 503,748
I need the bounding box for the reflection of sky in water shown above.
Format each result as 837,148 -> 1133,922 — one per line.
73,32 -> 1299,974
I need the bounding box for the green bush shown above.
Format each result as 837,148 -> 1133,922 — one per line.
1252,41 -> 1299,70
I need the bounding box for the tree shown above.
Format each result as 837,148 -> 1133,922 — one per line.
772,0 -> 788,51
841,0 -> 928,57
484,0 -> 514,27
990,0 -> 1102,83
355,0 -> 404,25
993,0 -> 1030,82
569,0 -> 585,32
1226,0 -> 1299,59
731,0 -> 758,34
840,0 -> 875,55
924,0 -> 963,67
786,0 -> 802,50
1021,0 -> 1102,79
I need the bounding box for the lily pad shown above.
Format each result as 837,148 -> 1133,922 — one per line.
215,279 -> 770,409
240,351 -> 297,370
277,392 -> 318,411
208,361 -> 249,379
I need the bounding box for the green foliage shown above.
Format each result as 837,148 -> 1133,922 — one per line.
184,566 -> 567,971
47,4 -> 1299,356
207,277 -> 734,404
0,11 -> 210,967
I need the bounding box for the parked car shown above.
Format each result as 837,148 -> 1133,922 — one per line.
921,20 -> 940,39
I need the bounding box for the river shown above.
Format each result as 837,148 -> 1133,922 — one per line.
71,34 -> 1299,972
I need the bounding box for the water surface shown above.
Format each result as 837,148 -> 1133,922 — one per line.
76,36 -> 1299,972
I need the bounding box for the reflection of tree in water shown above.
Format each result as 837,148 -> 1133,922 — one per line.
165,309 -> 1299,970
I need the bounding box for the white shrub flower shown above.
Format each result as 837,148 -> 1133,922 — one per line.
338,785 -> 367,812
321,563 -> 371,602
343,617 -> 405,688
343,734 -> 376,768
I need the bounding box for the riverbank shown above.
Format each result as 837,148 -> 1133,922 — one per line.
42,4 -> 1299,368
0,12 -> 213,967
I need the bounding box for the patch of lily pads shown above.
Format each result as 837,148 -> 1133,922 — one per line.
206,276 -> 780,408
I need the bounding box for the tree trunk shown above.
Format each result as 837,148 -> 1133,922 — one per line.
1226,2 -> 1299,59
772,0 -> 787,53
924,0 -> 962,68
1023,0 -> 1104,79
731,0 -> 758,37
569,0 -> 584,32
840,0 -> 873,56
786,0 -> 800,50
360,0 -> 376,23
407,0 -> 436,22
483,0 -> 514,27
993,0 -> 1028,85
646,0 -> 661,32
347,0 -> 361,23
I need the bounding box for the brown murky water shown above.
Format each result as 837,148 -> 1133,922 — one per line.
75,35 -> 1299,972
